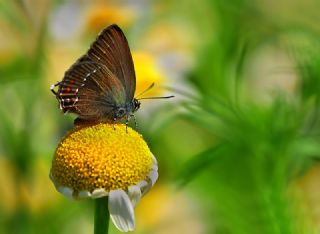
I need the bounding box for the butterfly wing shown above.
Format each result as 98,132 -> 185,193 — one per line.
86,24 -> 136,102
53,24 -> 136,121
56,57 -> 126,120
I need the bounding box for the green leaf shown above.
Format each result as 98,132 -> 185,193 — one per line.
176,143 -> 229,187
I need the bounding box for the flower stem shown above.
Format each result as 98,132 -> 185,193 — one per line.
94,196 -> 109,234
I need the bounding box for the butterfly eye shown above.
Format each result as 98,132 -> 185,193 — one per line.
133,99 -> 141,111
117,108 -> 126,117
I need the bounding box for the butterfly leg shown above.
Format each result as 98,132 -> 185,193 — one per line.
113,118 -> 116,130
125,117 -> 129,133
130,114 -> 137,128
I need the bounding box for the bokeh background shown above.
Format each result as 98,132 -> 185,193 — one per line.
1,0 -> 320,233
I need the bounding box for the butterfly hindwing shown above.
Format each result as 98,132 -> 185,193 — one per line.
57,58 -> 126,120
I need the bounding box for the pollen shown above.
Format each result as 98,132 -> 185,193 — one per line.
50,123 -> 152,196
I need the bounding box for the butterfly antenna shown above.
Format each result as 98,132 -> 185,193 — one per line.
136,82 -> 174,100
135,83 -> 155,98
138,95 -> 175,100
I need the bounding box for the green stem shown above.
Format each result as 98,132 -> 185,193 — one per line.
94,196 -> 110,234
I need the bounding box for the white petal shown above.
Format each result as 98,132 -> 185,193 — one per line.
78,190 -> 92,199
128,185 -> 142,207
137,180 -> 148,191
58,186 -> 73,199
108,189 -> 135,232
148,170 -> 158,186
92,189 -> 108,198
152,163 -> 158,172
141,180 -> 152,196
151,154 -> 158,164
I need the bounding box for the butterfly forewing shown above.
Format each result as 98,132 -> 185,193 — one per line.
86,24 -> 136,101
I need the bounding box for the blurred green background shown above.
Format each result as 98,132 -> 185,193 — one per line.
1,0 -> 320,233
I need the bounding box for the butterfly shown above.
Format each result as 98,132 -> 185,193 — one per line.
51,24 -> 173,126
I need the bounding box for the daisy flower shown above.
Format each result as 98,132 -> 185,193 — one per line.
50,123 -> 158,232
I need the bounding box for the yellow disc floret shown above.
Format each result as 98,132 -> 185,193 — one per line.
50,124 -> 152,196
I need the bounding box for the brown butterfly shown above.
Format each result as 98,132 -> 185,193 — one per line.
51,24 -> 173,126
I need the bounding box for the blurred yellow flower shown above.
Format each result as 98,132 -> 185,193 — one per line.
46,44 -> 83,88
0,22 -> 20,65
50,123 -> 158,232
0,158 -> 60,215
132,51 -> 167,97
139,21 -> 197,75
136,184 -> 206,234
0,158 -> 17,213
290,164 -> 320,232
85,4 -> 135,34
20,159 -> 61,214
142,22 -> 196,55
136,22 -> 198,104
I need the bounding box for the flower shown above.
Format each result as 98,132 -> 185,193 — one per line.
49,123 -> 158,232
0,157 -> 62,215
132,51 -> 167,97
136,184 -> 206,234
85,4 -> 136,34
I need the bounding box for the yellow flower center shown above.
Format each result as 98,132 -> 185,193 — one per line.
50,124 -> 152,195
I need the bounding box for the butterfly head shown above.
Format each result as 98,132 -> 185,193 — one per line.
114,99 -> 140,120
133,98 -> 141,112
